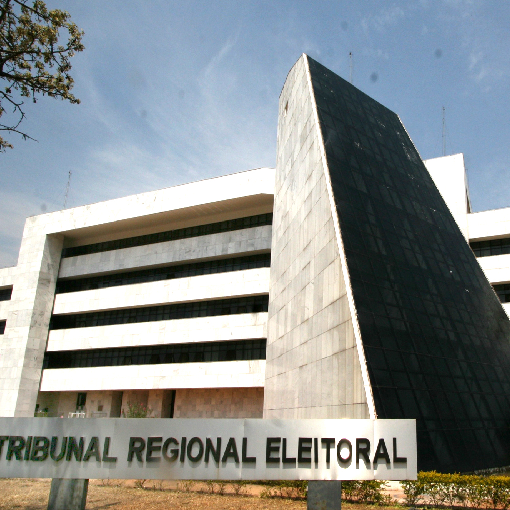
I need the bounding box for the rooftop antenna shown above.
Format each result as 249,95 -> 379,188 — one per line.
349,52 -> 353,84
442,106 -> 446,157
63,170 -> 72,209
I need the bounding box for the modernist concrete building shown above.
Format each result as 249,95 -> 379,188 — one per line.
2,55 -> 510,473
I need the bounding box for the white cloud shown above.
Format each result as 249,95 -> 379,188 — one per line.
361,6 -> 405,34
362,48 -> 390,60
468,51 -> 488,82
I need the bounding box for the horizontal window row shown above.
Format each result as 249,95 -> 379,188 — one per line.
62,213 -> 273,258
56,253 -> 271,294
0,321 -> 5,335
0,287 -> 12,302
49,295 -> 269,330
43,339 -> 266,369
493,284 -> 510,303
470,238 -> 510,258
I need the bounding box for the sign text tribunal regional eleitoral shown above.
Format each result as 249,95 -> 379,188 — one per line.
0,418 -> 416,481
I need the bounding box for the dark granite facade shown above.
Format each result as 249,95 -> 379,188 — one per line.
307,56 -> 510,473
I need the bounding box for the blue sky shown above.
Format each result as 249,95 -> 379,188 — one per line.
1,0 -> 510,267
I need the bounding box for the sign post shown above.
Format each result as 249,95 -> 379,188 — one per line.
308,480 -> 343,510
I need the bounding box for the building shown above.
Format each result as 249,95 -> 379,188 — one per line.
1,55 -> 510,473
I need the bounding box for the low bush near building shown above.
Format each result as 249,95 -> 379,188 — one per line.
342,480 -> 391,505
401,471 -> 510,509
260,480 -> 308,499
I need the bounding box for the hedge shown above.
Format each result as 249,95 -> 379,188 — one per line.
401,471 -> 510,509
342,480 -> 392,505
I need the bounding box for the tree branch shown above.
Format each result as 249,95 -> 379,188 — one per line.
0,0 -> 83,149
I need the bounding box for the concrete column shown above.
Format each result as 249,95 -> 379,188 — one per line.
264,54 -> 370,420
308,481 -> 342,510
0,233 -> 63,417
47,479 -> 89,510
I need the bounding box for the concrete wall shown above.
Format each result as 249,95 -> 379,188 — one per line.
0,267 -> 14,322
264,55 -> 370,419
468,207 -> 510,241
37,390 -> 119,418
0,300 -> 9,321
174,387 -> 263,418
0,234 -> 63,417
40,360 -> 265,392
47,313 -> 267,351
425,154 -> 470,239
476,254 -> 510,285
59,226 -> 272,278
53,268 -> 270,314
1,168 -> 273,418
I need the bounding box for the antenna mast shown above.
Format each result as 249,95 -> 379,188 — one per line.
63,170 -> 72,209
349,52 -> 353,84
442,106 -> 446,157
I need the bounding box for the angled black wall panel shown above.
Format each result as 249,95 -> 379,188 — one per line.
307,56 -> 510,472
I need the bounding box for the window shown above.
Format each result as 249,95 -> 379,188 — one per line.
0,287 -> 12,302
43,339 -> 267,369
493,284 -> 510,303
56,253 -> 271,294
76,393 -> 86,409
470,238 -> 510,258
49,295 -> 269,330
62,213 -> 273,258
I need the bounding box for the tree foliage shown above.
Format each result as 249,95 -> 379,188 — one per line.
0,0 -> 84,151
122,401 -> 153,418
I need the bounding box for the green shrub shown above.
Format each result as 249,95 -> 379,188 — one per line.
402,471 -> 510,509
122,401 -> 152,418
342,480 -> 390,505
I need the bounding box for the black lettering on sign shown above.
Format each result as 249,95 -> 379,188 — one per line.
242,438 -> 255,463
7,436 -> 25,460
221,438 -> 239,463
337,438 -> 352,464
127,437 -> 145,462
205,438 -> 221,463
282,438 -> 296,465
146,437 -> 162,462
356,438 -> 371,468
266,437 -> 280,464
180,437 -> 187,462
31,437 -> 49,462
393,438 -> 407,463
83,437 -> 101,462
321,438 -> 335,464
103,437 -> 117,463
187,437 -> 204,462
0,436 -> 8,457
373,438 -> 390,465
162,437 -> 179,461
23,436 -> 33,461
298,437 -> 312,464
66,437 -> 85,462
50,437 -> 67,461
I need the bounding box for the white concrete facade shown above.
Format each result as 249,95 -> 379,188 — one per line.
426,155 -> 510,317
0,168 -> 274,418
39,360 -> 266,392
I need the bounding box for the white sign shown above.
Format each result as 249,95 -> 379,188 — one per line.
0,418 -> 416,480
